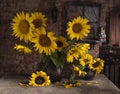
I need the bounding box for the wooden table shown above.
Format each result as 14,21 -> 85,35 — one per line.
0,74 -> 120,94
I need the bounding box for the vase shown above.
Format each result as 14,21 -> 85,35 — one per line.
77,68 -> 95,80
84,68 -> 95,80
46,62 -> 63,83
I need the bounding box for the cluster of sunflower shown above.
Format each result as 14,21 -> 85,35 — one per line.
11,11 -> 104,88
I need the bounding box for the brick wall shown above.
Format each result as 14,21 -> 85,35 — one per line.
0,0 -> 119,75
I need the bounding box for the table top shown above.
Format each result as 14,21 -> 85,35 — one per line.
0,74 -> 120,94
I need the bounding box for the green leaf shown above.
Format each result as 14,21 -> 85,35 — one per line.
50,51 -> 65,68
76,64 -> 86,70
50,56 -> 59,68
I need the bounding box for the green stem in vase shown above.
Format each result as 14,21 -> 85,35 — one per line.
42,61 -> 49,71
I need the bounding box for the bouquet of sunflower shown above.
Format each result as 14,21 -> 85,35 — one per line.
11,11 -> 104,88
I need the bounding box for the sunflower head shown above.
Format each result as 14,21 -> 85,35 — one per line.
29,71 -> 51,86
66,16 -> 90,40
88,58 -> 104,74
66,47 -> 80,63
31,12 -> 47,30
11,11 -> 34,43
56,36 -> 68,52
31,30 -> 57,55
79,54 -> 93,66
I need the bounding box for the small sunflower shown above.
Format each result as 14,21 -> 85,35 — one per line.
11,11 -> 34,43
56,36 -> 68,52
78,70 -> 87,77
79,43 -> 90,54
29,71 -> 51,86
66,16 -> 90,40
72,64 -> 80,72
72,64 -> 87,77
73,43 -> 90,57
31,29 -> 57,55
31,12 -> 47,30
82,43 -> 90,50
88,58 -> 104,74
66,47 -> 80,63
14,44 -> 32,54
79,54 -> 93,67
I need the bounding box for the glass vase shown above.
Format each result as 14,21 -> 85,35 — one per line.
84,68 -> 95,80
46,62 -> 63,83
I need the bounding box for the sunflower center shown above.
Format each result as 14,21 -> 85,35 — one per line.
19,20 -> 30,34
39,35 -> 51,47
56,41 -> 63,47
72,23 -> 82,33
35,76 -> 45,84
84,59 -> 89,62
32,19 -> 42,28
92,61 -> 100,68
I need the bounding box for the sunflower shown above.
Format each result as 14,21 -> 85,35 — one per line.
11,11 -> 34,43
73,43 -> 90,57
56,36 -> 68,52
72,81 -> 82,87
82,43 -> 90,50
62,81 -> 81,88
72,64 -> 87,77
31,12 -> 47,30
66,47 -> 80,63
31,29 -> 57,55
66,16 -> 90,40
14,44 -> 32,54
88,58 -> 104,74
78,70 -> 87,77
29,71 -> 51,86
72,64 -> 80,72
80,43 -> 90,53
79,54 -> 93,67
62,82 -> 73,88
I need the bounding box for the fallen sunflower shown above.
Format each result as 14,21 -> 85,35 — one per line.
29,71 -> 51,86
62,80 -> 82,88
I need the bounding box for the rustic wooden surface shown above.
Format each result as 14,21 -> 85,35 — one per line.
0,74 -> 120,94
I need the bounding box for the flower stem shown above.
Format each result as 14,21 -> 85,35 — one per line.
42,61 -> 48,71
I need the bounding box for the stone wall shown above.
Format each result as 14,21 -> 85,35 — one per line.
0,0 -> 119,75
